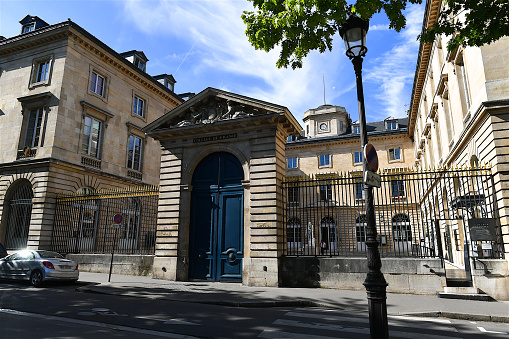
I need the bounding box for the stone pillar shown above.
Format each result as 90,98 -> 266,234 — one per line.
244,127 -> 287,286
152,145 -> 183,280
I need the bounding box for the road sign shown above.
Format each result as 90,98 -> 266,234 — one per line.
113,213 -> 123,224
364,143 -> 378,172
364,170 -> 381,188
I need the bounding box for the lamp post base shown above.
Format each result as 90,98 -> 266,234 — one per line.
364,275 -> 389,338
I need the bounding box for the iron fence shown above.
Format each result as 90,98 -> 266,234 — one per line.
282,166 -> 506,260
51,186 -> 159,255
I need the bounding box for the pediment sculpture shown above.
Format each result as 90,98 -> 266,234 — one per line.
171,98 -> 266,128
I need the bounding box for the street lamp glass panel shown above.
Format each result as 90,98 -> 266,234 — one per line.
343,27 -> 367,57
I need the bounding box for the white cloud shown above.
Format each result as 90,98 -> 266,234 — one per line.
121,0 -> 347,121
364,4 -> 424,120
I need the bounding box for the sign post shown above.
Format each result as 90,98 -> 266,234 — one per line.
364,143 -> 381,188
108,214 -> 123,283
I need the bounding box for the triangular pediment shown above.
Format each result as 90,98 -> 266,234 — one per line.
144,87 -> 301,137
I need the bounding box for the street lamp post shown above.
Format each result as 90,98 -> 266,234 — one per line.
340,13 -> 389,338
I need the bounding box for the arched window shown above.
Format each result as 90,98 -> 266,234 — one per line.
286,217 -> 302,251
4,180 -> 33,250
355,214 -> 367,252
392,213 -> 412,254
320,216 -> 337,252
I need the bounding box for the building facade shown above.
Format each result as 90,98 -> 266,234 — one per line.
408,0 -> 509,299
0,16 -> 182,252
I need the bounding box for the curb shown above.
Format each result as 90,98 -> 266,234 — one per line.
403,311 -> 509,323
76,286 -> 341,309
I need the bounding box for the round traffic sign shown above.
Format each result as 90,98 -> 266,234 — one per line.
364,143 -> 378,172
113,213 -> 123,224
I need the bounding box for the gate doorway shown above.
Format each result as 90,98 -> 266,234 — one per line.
189,152 -> 244,281
4,180 -> 33,250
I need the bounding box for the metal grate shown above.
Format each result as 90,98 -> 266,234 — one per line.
51,186 -> 158,255
4,181 -> 33,250
282,166 -> 506,260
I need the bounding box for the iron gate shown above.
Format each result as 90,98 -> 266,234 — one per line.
51,186 -> 158,255
282,165 -> 506,260
4,181 -> 33,250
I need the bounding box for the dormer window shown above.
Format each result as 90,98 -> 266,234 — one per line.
19,15 -> 49,35
134,58 -> 145,71
353,126 -> 360,134
385,117 -> 399,131
22,23 -> 35,33
120,50 -> 148,73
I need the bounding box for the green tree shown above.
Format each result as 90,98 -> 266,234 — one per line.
241,0 -> 509,69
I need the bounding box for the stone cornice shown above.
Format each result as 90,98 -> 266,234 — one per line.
286,133 -> 409,151
0,20 -> 183,107
408,0 -> 441,137
67,29 -> 181,107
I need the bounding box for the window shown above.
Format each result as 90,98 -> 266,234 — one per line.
318,154 -> 331,167
22,23 -> 35,33
90,72 -> 105,96
388,147 -> 401,161
127,135 -> 143,171
354,151 -> 363,164
35,60 -> 50,83
287,218 -> 302,250
134,58 -> 146,71
391,180 -> 406,198
386,121 -> 398,130
355,182 -> 364,200
29,56 -> 53,87
339,121 -> 343,132
287,157 -> 298,169
320,183 -> 332,202
353,126 -> 360,134
287,186 -> 299,204
133,96 -> 145,118
82,116 -> 102,158
23,108 -> 44,149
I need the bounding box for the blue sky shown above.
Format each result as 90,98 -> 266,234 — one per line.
0,0 -> 424,124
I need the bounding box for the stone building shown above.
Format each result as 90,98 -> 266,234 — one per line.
284,104 -> 415,253
408,0 -> 509,299
0,15 -> 182,251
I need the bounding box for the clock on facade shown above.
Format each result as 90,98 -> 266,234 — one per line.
319,123 -> 328,131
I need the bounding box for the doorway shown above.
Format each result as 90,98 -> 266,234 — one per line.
188,152 -> 244,281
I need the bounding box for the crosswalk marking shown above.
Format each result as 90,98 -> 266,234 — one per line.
286,311 -> 454,331
261,309 -> 464,339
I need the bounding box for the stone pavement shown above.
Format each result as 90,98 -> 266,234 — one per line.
77,272 -> 509,323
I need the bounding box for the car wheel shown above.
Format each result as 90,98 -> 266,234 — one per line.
30,270 -> 43,287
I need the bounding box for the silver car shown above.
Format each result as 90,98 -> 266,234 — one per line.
0,250 -> 79,287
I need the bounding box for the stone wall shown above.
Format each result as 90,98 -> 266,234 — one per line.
279,257 -> 445,295
67,253 -> 154,276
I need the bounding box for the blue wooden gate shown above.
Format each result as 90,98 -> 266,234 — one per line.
189,152 -> 244,281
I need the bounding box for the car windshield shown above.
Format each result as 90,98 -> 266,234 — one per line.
36,250 -> 64,259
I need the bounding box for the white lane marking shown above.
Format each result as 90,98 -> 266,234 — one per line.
258,329 -> 341,338
285,312 -> 452,332
478,327 -> 508,334
389,315 -> 452,324
273,319 -> 457,339
0,308 -> 198,338
163,319 -> 200,326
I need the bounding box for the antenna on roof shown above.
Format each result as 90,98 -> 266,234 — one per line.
323,73 -> 326,105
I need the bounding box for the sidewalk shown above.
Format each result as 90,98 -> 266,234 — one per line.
77,272 -> 509,323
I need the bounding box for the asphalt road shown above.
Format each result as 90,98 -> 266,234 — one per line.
0,280 -> 508,338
